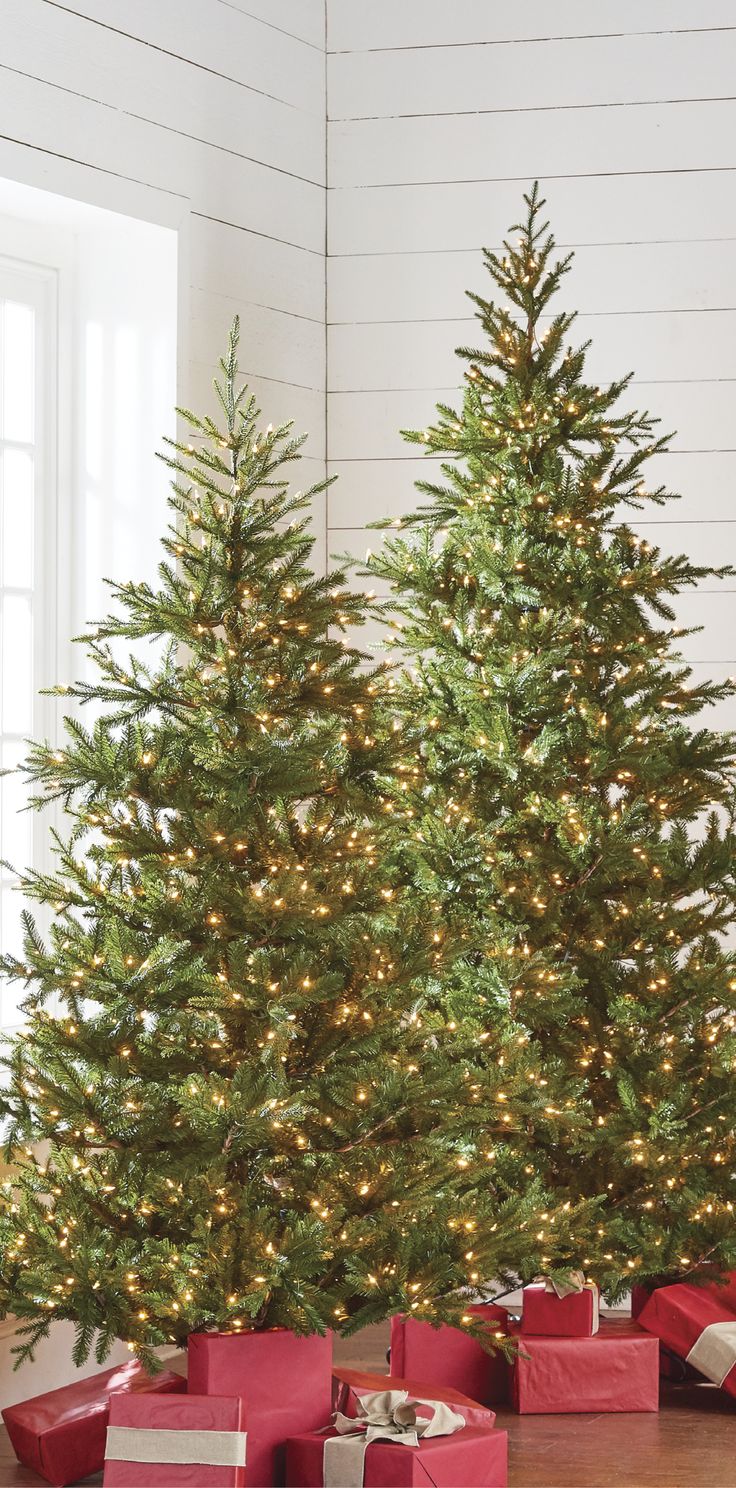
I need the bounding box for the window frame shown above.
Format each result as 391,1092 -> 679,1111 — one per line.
0,244 -> 68,1031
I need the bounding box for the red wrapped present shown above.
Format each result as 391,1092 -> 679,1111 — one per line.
285,1385 -> 508,1487
521,1275 -> 599,1337
389,1305 -> 509,1406
630,1284 -> 651,1321
510,1318 -> 659,1414
633,1271 -> 736,1319
333,1367 -> 496,1431
188,1329 -> 332,1487
638,1282 -> 736,1396
103,1390 -> 246,1486
1,1361 -> 185,1487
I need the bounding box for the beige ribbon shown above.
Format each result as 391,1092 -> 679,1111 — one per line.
533,1270 -> 588,1299
686,1321 -> 736,1387
323,1389 -> 465,1488
105,1425 -> 246,1467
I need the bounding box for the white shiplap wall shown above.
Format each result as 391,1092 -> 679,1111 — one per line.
0,0 -> 328,552
326,0 -> 736,708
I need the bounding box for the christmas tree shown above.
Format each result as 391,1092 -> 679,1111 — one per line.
0,321 -> 577,1371
368,186 -> 736,1299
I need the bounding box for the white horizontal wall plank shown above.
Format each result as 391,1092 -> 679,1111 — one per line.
328,312 -> 736,391
239,0 -> 324,49
328,0 -> 733,51
328,383 -> 736,462
329,172 -> 736,256
633,524 -> 736,582
4,0 -> 324,184
330,30 -> 736,120
0,69 -> 323,252
329,240 -> 736,323
331,449 -> 736,532
54,0 -> 324,114
190,219 -> 323,320
673,593 -> 736,662
191,290 -> 324,391
328,452 -> 736,530
329,100 -> 736,188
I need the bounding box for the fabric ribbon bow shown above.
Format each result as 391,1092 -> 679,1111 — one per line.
533,1269 -> 588,1299
323,1388 -> 465,1488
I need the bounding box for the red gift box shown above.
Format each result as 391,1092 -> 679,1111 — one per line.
1,1362 -> 185,1487
638,1283 -> 736,1396
521,1281 -> 599,1337
188,1329 -> 333,1487
510,1318 -> 659,1413
286,1426 -> 507,1488
389,1305 -> 509,1406
630,1284 -> 652,1321
333,1367 -> 496,1431
103,1390 -> 246,1487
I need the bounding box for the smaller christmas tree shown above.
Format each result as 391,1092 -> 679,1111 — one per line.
368,186 -> 736,1298
0,321 -> 580,1371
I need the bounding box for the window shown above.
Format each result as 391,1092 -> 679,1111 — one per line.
0,181 -> 178,1033
0,261 -> 57,1029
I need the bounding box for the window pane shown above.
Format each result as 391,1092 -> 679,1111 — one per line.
1,592 -> 33,734
2,300 -> 35,443
2,446 -> 34,588
0,739 -> 31,874
0,885 -> 27,1025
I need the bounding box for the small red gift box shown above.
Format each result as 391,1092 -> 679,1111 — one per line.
389,1305 -> 509,1406
521,1280 -> 599,1337
1,1361 -> 185,1487
333,1367 -> 496,1431
188,1329 -> 333,1487
510,1318 -> 659,1413
103,1390 -> 246,1486
638,1282 -> 736,1396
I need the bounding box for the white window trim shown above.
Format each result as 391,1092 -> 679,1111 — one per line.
0,227 -> 72,1031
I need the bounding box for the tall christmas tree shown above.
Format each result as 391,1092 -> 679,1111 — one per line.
369,186 -> 736,1299
0,321 -> 582,1371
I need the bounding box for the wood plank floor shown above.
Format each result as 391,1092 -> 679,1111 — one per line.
2,1322 -> 736,1486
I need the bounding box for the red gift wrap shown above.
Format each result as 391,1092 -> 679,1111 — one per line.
638,1282 -> 736,1396
333,1367 -> 496,1431
510,1318 -> 659,1414
286,1426 -> 507,1488
389,1305 -> 509,1406
1,1362 -> 185,1487
630,1284 -> 654,1321
521,1281 -> 599,1337
103,1390 -> 245,1487
188,1329 -> 333,1487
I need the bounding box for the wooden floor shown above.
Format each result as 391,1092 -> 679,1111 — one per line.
2,1323 -> 736,1486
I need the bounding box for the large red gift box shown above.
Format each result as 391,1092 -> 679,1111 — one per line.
1,1361 -> 185,1487
333,1366 -> 497,1431
510,1318 -> 659,1413
286,1425 -> 508,1488
188,1329 -> 333,1487
521,1281 -> 599,1337
103,1390 -> 246,1486
638,1283 -> 736,1396
389,1305 -> 509,1406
